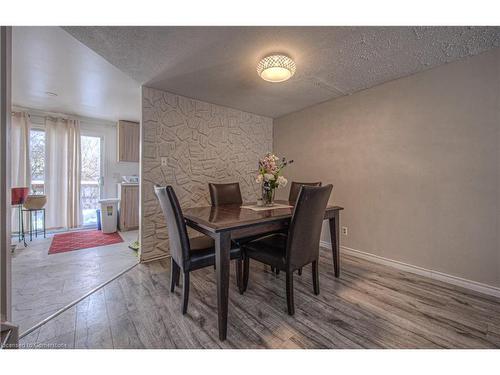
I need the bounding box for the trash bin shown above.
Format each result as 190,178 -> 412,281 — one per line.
98,198 -> 120,233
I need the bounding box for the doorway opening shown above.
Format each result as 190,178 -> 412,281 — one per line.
9,26 -> 141,338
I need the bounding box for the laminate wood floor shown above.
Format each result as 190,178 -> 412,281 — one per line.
12,230 -> 139,335
19,248 -> 500,349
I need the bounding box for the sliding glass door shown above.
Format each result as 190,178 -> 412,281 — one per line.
28,128 -> 46,230
29,129 -> 45,194
80,135 -> 103,227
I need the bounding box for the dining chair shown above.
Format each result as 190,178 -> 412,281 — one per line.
284,181 -> 322,276
154,185 -> 242,314
208,182 -> 253,290
241,184 -> 333,315
288,181 -> 322,203
209,182 -> 243,206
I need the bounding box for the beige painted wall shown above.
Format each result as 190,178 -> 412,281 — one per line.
274,48 -> 500,288
141,87 -> 272,261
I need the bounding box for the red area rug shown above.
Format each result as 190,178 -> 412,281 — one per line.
48,230 -> 123,255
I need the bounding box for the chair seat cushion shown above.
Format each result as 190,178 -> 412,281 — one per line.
242,233 -> 287,269
188,235 -> 241,270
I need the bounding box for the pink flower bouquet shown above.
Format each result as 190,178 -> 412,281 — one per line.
255,153 -> 294,205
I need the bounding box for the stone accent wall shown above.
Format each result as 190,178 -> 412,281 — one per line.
140,87 -> 273,261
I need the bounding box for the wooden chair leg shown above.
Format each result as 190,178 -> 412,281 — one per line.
236,259 -> 244,294
276,269 -> 280,275
298,267 -> 302,276
312,261 -> 319,295
270,266 -> 275,273
175,264 -> 181,286
182,272 -> 190,314
170,258 -> 180,292
242,256 -> 250,293
286,271 -> 295,315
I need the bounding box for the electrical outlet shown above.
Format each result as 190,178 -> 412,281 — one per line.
161,157 -> 168,166
342,226 -> 348,236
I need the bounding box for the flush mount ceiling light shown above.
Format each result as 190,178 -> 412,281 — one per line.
257,54 -> 296,83
45,91 -> 58,97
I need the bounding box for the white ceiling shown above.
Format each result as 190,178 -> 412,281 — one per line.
63,26 -> 500,118
12,27 -> 141,122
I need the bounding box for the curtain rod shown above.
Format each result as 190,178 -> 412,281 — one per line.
12,106 -> 76,120
11,106 -> 116,126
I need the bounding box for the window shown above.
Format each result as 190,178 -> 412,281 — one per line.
29,129 -> 46,194
80,135 -> 102,226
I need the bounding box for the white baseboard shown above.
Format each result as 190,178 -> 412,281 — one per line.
320,240 -> 500,299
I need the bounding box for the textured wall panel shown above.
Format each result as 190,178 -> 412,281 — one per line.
141,87 -> 272,261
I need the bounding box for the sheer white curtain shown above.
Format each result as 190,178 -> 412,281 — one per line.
67,120 -> 81,228
45,117 -> 81,229
10,112 -> 31,232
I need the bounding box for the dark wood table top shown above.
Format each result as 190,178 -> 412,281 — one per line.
183,200 -> 344,233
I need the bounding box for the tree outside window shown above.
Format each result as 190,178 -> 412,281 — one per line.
81,135 -> 101,225
29,129 -> 45,194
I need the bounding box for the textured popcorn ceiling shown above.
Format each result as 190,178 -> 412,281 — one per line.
63,26 -> 500,118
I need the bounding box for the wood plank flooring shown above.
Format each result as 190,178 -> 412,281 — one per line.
19,248 -> 500,349
12,230 -> 139,334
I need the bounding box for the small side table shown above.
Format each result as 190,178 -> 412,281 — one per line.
21,208 -> 46,241
14,204 -> 26,247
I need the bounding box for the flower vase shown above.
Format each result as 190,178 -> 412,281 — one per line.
262,183 -> 276,206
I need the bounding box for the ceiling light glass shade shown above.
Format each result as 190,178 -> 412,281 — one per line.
257,54 -> 296,82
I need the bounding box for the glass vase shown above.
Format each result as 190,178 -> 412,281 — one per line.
261,183 -> 275,206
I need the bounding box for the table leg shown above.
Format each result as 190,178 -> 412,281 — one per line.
18,206 -> 21,242
29,211 -> 32,241
21,209 -> 26,247
43,209 -> 46,238
328,211 -> 340,278
215,231 -> 231,340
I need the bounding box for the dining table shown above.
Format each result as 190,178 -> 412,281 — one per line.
182,199 -> 344,340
